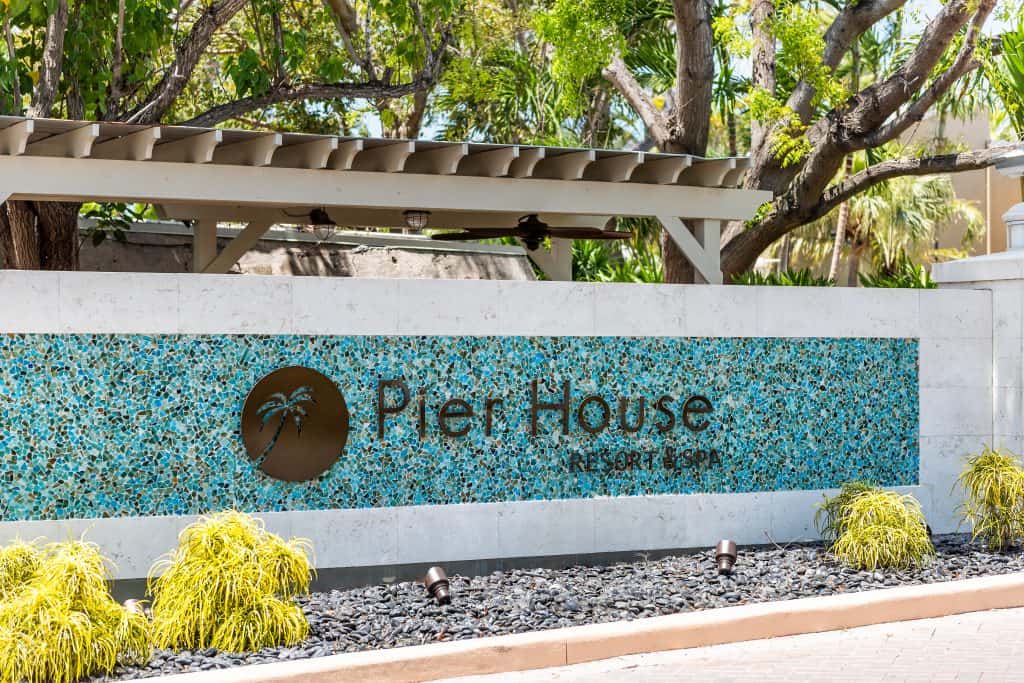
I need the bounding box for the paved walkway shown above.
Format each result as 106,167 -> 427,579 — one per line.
432,608 -> 1024,682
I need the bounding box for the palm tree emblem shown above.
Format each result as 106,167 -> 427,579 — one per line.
254,385 -> 316,467
241,366 -> 349,482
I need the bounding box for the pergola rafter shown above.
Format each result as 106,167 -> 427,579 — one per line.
0,116 -> 772,283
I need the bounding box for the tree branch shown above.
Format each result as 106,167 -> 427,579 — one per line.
786,0 -> 907,121
602,55 -> 672,148
321,0 -> 365,70
722,145 -> 1016,278
123,0 -> 247,124
816,146 -> 1013,221
180,80 -> 437,127
857,0 -> 994,148
28,0 -> 69,118
839,0 -> 992,142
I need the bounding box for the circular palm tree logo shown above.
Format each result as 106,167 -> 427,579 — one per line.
241,366 -> 349,482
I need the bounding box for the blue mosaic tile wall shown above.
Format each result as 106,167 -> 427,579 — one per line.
0,335 -> 918,521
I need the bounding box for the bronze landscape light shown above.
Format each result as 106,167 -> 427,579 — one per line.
715,540 -> 738,575
423,566 -> 452,605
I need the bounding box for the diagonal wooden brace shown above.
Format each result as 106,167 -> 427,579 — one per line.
657,216 -> 723,284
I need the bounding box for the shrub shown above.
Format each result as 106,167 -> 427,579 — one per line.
732,268 -> 835,286
0,539 -> 151,683
149,510 -> 313,653
858,257 -> 936,289
814,481 -> 877,544
818,485 -> 934,570
958,447 -> 1024,551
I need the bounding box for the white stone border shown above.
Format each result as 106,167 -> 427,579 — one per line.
0,271 -> 995,576
149,572 -> 1024,683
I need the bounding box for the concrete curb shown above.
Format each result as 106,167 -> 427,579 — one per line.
152,572 -> 1024,683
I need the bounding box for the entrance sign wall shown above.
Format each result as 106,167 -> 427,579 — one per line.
0,335 -> 917,520
0,272 -> 992,580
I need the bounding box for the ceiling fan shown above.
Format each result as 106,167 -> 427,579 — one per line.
430,214 -> 633,251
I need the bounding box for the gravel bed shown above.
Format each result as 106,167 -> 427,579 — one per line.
99,535 -> 1024,680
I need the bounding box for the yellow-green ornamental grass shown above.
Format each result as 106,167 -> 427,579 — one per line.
958,447 -> 1024,551
148,510 -> 313,653
0,539 -> 151,683
818,483 -> 934,570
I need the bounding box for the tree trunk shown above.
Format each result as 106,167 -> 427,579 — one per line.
828,155 -> 855,282
829,47 -> 859,284
749,0 -> 775,154
3,201 -> 40,269
661,229 -> 695,283
0,202 -> 8,268
660,0 -> 715,284
828,199 -> 851,282
726,108 -> 737,157
778,233 -> 791,272
0,200 -> 80,270
36,201 -> 81,270
847,243 -> 864,287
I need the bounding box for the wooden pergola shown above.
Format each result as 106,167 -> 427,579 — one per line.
0,116 -> 771,283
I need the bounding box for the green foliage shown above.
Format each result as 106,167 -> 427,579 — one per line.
570,218 -> 664,283
958,447 -> 1024,551
858,258 -> 936,289
731,268 -> 834,286
0,540 -> 41,601
784,155 -> 984,278
814,481 -> 877,544
820,486 -> 934,570
80,202 -> 150,247
987,17 -> 1024,138
148,510 -> 313,653
0,539 -> 151,683
745,3 -> 848,166
534,0 -> 630,104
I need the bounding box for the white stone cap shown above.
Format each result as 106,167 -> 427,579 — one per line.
1004,202 -> 1024,251
1007,202 -> 1024,225
933,247 -> 1024,283
996,149 -> 1024,178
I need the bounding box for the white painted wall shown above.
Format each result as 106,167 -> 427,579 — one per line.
0,271 -> 993,578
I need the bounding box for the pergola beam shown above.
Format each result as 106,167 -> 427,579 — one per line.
0,120 -> 33,155
0,156 -> 770,222
92,128 -> 161,161
152,130 -> 222,163
212,133 -> 282,167
273,137 -> 338,169
155,203 -> 613,230
28,123 -> 99,158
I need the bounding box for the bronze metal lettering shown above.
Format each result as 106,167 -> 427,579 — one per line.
653,395 -> 675,433
682,395 -> 713,432
484,397 -> 503,436
241,366 -> 349,482
530,379 -> 570,436
377,379 -> 409,438
439,398 -> 474,437
417,387 -> 427,438
617,397 -> 645,434
577,395 -> 611,434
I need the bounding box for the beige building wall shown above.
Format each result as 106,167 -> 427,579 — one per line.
902,114 -> 1021,256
